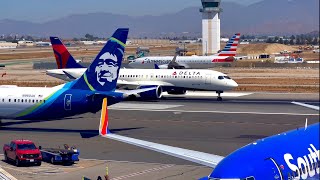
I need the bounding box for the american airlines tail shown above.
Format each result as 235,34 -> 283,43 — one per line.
69,28 -> 129,92
50,36 -> 84,69
217,33 -> 240,57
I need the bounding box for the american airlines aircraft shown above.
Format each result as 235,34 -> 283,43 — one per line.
99,99 -> 320,180
0,29 -> 154,122
128,33 -> 240,69
46,37 -> 238,101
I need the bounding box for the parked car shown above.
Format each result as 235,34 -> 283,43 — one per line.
3,140 -> 42,166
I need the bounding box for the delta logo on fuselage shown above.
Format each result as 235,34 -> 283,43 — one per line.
284,144 -> 319,179
172,71 -> 201,76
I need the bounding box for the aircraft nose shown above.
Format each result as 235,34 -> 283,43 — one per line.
229,80 -> 238,88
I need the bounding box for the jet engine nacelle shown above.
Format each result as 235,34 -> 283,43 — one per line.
165,87 -> 187,95
138,85 -> 163,100
157,64 -> 168,69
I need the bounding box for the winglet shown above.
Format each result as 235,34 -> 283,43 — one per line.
305,118 -> 308,130
171,54 -> 178,63
154,64 -> 160,69
99,98 -> 110,137
62,70 -> 76,80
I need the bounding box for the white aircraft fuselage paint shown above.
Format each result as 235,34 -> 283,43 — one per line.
46,68 -> 238,91
128,55 -> 231,69
0,85 -> 62,118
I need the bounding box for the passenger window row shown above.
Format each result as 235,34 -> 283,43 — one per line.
119,74 -> 203,79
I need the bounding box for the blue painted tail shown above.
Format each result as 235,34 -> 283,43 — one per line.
70,28 -> 129,92
50,36 -> 84,69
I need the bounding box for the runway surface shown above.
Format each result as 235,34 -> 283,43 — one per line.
0,92 -> 319,179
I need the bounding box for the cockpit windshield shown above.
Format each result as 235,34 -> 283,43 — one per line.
218,76 -> 224,80
218,76 -> 231,80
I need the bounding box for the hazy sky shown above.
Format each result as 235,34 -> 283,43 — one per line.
0,0 -> 263,23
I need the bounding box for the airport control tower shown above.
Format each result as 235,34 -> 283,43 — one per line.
200,0 -> 222,55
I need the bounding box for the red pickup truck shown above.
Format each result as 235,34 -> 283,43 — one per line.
3,140 -> 42,166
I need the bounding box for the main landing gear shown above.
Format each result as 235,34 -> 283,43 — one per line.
216,91 -> 223,101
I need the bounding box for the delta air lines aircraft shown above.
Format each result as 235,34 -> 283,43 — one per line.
0,28 -> 154,122
46,37 -> 238,101
99,100 -> 319,180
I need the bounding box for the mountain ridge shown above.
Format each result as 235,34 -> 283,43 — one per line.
0,0 -> 318,38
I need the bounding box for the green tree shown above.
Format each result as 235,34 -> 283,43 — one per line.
289,39 -> 294,45
279,38 -> 284,44
312,38 -> 319,45
306,36 -> 313,44
296,38 -> 302,45
266,38 -> 273,43
84,33 -> 94,41
290,35 -> 295,40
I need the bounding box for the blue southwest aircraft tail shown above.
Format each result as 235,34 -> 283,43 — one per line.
69,28 -> 129,92
50,36 -> 84,69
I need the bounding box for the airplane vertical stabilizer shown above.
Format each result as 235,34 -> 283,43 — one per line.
218,33 -> 240,57
70,28 -> 129,92
50,37 -> 84,69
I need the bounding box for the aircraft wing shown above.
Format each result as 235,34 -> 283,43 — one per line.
117,79 -> 140,87
291,101 -> 319,111
62,70 -> 77,80
115,87 -> 157,96
167,54 -> 188,69
117,79 -> 173,89
99,98 -> 224,168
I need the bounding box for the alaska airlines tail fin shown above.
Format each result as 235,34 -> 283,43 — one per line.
50,37 -> 84,69
70,28 -> 129,92
218,33 -> 240,57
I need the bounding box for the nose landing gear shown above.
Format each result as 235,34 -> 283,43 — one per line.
216,91 -> 223,101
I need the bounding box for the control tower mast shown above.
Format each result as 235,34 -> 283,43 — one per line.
200,0 -> 222,55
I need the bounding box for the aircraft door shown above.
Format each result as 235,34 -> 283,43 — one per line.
64,94 -> 72,111
263,158 -> 285,180
205,74 -> 211,84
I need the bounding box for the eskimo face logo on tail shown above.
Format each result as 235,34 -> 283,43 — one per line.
95,52 -> 119,86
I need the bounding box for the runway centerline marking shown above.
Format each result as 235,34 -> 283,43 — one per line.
110,108 -> 318,116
